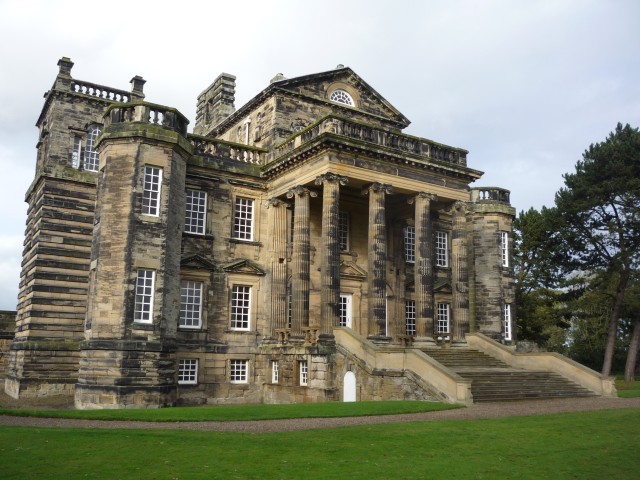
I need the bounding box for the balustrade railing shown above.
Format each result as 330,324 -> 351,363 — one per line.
71,80 -> 130,102
190,136 -> 265,165
275,115 -> 467,167
104,102 -> 189,136
470,187 -> 511,204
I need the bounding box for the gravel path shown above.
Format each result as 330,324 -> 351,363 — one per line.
1,396 -> 638,432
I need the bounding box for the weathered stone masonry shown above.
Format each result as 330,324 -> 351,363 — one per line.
6,58 -> 517,408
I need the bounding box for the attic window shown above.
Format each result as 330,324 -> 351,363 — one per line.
330,90 -> 354,107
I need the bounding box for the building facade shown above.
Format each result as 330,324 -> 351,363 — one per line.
5,58 -> 516,408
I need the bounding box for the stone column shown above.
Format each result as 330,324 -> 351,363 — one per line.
286,186 -> 317,337
451,202 -> 469,341
315,173 -> 348,339
268,198 -> 289,336
363,183 -> 393,338
409,192 -> 437,342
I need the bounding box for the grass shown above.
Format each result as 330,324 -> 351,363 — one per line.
0,400 -> 459,422
616,377 -> 640,398
0,409 -> 638,479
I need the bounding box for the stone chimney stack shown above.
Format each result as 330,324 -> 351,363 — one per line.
193,73 -> 236,136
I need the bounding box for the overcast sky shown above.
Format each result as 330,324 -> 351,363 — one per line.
0,0 -> 638,310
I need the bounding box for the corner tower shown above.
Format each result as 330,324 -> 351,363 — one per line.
75,103 -> 192,408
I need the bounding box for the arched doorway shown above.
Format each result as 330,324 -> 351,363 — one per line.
343,371 -> 356,402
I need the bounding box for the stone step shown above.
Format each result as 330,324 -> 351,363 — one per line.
422,347 -> 597,402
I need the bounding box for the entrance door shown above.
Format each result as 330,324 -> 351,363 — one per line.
343,371 -> 356,402
339,294 -> 352,328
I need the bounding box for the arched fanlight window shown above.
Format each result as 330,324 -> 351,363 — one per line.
330,89 -> 354,107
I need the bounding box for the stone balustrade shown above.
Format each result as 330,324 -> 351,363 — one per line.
71,80 -> 131,102
470,187 -> 511,205
104,101 -> 189,136
275,115 -> 468,167
190,135 -> 266,164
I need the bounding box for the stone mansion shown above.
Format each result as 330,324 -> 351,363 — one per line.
5,57 -> 610,409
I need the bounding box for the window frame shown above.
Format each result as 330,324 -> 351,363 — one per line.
501,231 -> 510,267
339,293 -> 353,328
142,165 -> 162,217
436,302 -> 450,334
330,89 -> 354,107
178,359 -> 198,385
435,231 -> 449,268
185,190 -> 207,235
299,360 -> 308,386
405,300 -> 416,336
271,360 -> 279,384
504,304 -> 512,341
338,211 -> 350,251
134,269 -> 155,323
233,196 -> 255,241
230,359 -> 248,384
404,225 -> 416,264
179,280 -> 203,329
230,285 -> 252,331
83,124 -> 101,172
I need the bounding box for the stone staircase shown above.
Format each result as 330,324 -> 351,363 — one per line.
424,347 -> 597,402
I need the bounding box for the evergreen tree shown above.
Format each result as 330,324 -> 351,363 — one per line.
554,123 -> 640,376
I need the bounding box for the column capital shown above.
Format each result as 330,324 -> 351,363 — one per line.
362,182 -> 393,196
267,197 -> 289,209
286,186 -> 318,199
451,201 -> 467,213
407,192 -> 437,205
314,173 -> 348,186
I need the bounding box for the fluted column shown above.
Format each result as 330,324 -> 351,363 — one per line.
286,186 -> 317,336
363,183 -> 393,338
315,173 -> 348,338
451,202 -> 469,341
409,192 -> 437,340
268,198 -> 289,336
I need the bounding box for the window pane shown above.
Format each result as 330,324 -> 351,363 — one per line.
230,359 -> 248,383
436,231 -> 448,267
185,190 -> 207,234
436,303 -> 450,333
142,166 -> 162,216
178,359 -> 198,384
134,269 -> 154,323
231,285 -> 251,330
405,300 -> 416,335
179,280 -> 203,328
233,197 -> 254,240
83,125 -> 101,172
404,226 -> 415,263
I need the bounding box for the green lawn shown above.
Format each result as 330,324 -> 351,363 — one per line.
616,378 -> 640,398
0,400 -> 459,422
0,409 -> 638,479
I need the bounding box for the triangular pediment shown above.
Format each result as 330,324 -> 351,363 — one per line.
222,258 -> 266,276
434,279 -> 452,294
180,254 -> 216,271
340,260 -> 367,281
273,67 -> 410,128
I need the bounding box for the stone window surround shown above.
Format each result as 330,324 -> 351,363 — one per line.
299,360 -> 308,386
436,302 -> 450,334
405,299 -> 416,336
230,284 -> 252,331
435,230 -> 449,268
404,225 -> 416,263
271,360 -> 279,384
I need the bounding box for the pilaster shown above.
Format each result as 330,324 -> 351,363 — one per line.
267,198 -> 289,336
451,202 -> 469,341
